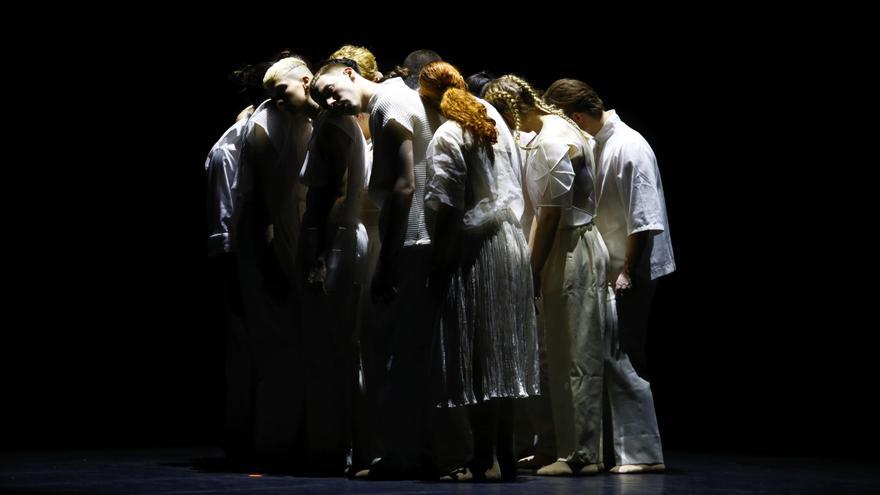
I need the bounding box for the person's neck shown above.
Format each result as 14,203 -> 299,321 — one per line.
283,99 -> 319,120
587,111 -> 609,136
360,79 -> 381,110
527,113 -> 548,134
304,101 -> 320,119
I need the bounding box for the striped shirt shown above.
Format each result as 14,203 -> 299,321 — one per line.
367,78 -> 442,246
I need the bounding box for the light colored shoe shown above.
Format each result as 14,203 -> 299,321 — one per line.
610,463 -> 666,474
483,458 -> 502,481
517,454 -> 557,469
536,460 -> 573,476
440,467 -> 473,481
516,455 -> 536,467
579,463 -> 601,475
353,457 -> 382,479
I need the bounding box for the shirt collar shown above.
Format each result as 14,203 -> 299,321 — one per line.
593,109 -> 620,145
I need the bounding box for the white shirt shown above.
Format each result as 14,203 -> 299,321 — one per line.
205,117 -> 249,256
239,100 -> 312,260
367,77 -> 443,246
523,115 -> 596,229
594,110 -> 675,280
424,100 -> 524,228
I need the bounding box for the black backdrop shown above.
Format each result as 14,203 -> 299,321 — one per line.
2,16 -> 875,459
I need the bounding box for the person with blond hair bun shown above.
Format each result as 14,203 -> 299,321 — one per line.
419,61 -> 539,481
483,75 -> 610,476
330,45 -> 382,82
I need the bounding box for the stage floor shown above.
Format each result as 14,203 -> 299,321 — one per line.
2,447 -> 878,494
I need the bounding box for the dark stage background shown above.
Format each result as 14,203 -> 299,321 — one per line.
3,17 -> 874,460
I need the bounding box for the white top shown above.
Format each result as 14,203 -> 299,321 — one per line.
425,100 -> 524,228
248,100 -> 313,180
205,116 -> 249,255
516,131 -> 536,164
523,115 -> 596,228
363,137 -> 373,190
593,110 -> 675,280
239,100 -> 312,259
367,77 -> 443,246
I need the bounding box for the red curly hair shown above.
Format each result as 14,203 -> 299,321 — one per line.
419,61 -> 497,147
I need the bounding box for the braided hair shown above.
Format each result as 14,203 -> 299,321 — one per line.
419,61 -> 497,148
484,74 -> 584,147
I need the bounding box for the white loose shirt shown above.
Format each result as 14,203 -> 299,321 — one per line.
593,110 -> 675,280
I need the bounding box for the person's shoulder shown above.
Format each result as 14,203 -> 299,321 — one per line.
431,120 -> 465,146
235,105 -> 255,123
609,118 -> 647,144
614,124 -> 655,162
539,116 -> 585,149
324,112 -> 359,132
248,100 -> 272,132
319,115 -> 357,147
374,77 -> 404,99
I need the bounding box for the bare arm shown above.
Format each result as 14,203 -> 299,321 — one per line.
615,145 -> 663,293
425,203 -> 462,300
372,121 -> 415,303
615,230 -> 650,294
341,133 -> 365,229
521,183 -> 536,242
530,206 -> 561,301
386,123 -> 416,259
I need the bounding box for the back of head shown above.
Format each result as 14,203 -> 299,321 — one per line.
330,44 -> 380,82
543,78 -> 604,118
403,49 -> 442,71
484,75 -> 572,135
483,75 -> 539,132
419,61 -> 496,147
466,70 -> 496,97
418,61 -> 466,103
230,61 -> 272,108
400,49 -> 442,89
273,49 -> 312,68
263,56 -> 309,91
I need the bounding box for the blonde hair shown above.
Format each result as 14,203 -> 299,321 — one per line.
483,74 -> 581,146
419,61 -> 496,148
330,45 -> 379,82
262,57 -> 308,89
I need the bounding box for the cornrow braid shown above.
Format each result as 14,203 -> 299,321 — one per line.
502,75 -> 586,139
483,85 -> 525,146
